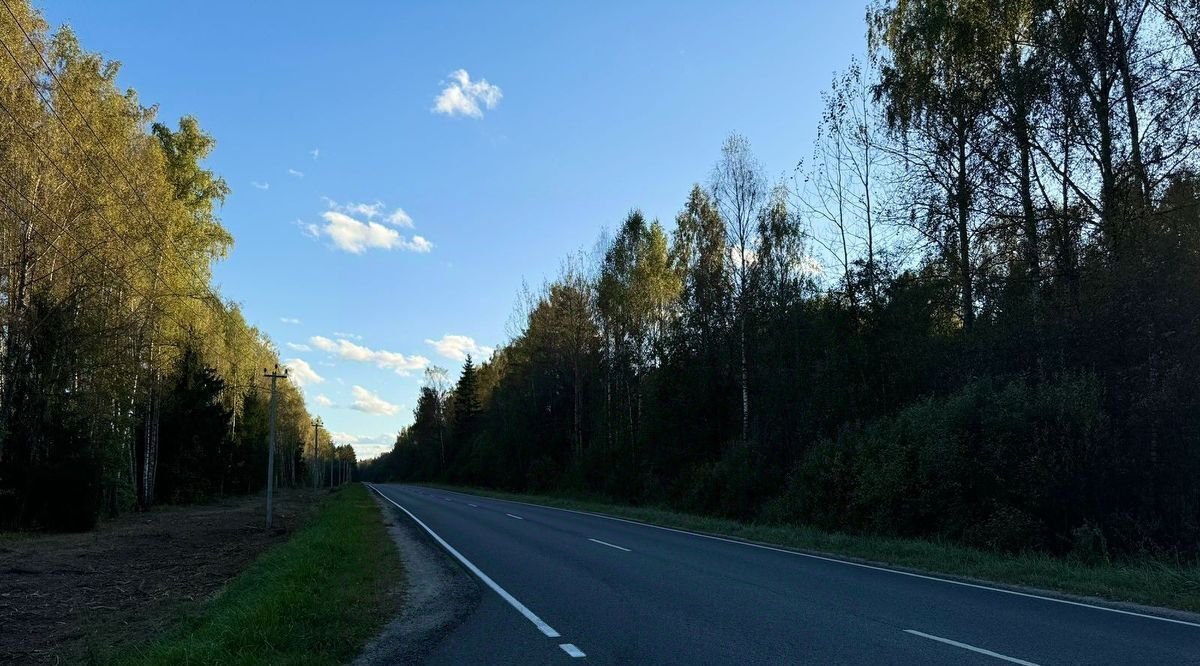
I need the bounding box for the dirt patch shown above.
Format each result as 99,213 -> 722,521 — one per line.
0,488 -> 320,665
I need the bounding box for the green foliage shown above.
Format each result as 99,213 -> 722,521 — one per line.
0,0 -> 319,529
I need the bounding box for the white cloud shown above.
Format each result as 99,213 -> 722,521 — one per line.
425,334 -> 494,362
288,168 -> 304,178
310,148 -> 320,160
432,69 -> 502,119
324,199 -> 413,228
309,200 -> 430,254
319,211 -> 404,253
333,331 -> 362,340
329,431 -> 397,459
284,358 -> 324,386
350,385 -> 401,415
281,317 -> 302,325
251,180 -> 270,190
286,342 -> 311,352
386,208 -> 414,228
314,393 -> 333,406
310,336 -> 430,374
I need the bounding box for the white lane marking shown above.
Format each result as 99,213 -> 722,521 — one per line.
559,643 -> 586,658
423,487 -> 1200,629
589,538 -> 631,552
506,513 -> 524,520
469,503 -> 478,508
367,484 -> 561,638
904,630 -> 1039,665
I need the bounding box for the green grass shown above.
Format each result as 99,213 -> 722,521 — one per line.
423,483 -> 1200,614
115,484 -> 403,666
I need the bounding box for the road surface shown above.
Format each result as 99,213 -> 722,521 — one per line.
368,483 -> 1200,665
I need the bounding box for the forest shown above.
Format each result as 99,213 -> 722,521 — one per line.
364,0 -> 1200,560
0,1 -> 349,530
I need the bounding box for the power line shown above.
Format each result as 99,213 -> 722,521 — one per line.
0,77 -> 190,306
4,0 -> 222,275
0,8 -> 221,306
0,169 -> 196,336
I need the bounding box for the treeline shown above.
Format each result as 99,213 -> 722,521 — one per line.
0,2 -> 330,530
364,0 -> 1200,560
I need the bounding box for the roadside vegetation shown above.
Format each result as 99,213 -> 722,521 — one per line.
364,0 -> 1200,581
114,485 -> 402,666
425,484 -> 1200,614
0,1 -> 355,532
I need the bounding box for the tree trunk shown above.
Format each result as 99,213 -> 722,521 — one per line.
956,125 -> 975,331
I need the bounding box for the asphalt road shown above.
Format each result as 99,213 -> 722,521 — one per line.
368,483 -> 1200,665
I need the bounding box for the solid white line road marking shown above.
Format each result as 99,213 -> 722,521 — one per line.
506,513 -> 524,520
905,630 -> 1040,666
422,487 -> 1200,629
367,484 -> 561,638
589,538 -> 631,552
559,643 -> 586,658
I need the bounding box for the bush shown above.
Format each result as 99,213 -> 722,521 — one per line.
776,374 -> 1112,555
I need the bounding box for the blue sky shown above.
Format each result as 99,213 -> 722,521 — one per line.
41,1 -> 868,458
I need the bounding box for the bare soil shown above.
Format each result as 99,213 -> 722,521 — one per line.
0,488 -> 320,665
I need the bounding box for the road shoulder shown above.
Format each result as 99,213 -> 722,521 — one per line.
354,486 -> 481,665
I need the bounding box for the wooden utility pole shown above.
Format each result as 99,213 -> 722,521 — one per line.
264,365 -> 289,528
312,420 -> 321,492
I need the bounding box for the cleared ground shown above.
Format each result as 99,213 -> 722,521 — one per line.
0,489 -> 316,665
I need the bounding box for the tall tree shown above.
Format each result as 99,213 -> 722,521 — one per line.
710,133 -> 765,440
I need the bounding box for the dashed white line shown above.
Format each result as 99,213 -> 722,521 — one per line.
469,503 -> 478,507
424,487 -> 1200,629
904,630 -> 1040,665
367,485 -> 561,638
559,643 -> 586,658
588,537 -> 631,552
506,513 -> 524,520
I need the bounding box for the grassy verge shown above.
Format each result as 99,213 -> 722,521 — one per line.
423,483 -> 1200,614
116,484 -> 403,666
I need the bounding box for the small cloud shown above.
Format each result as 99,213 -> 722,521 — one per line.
350,385 -> 401,415
308,200 -> 432,254
288,168 -> 304,178
310,148 -> 320,160
284,358 -> 324,386
386,208 -> 414,228
408,235 -> 433,252
313,393 -> 333,407
329,431 -> 396,459
425,334 -> 494,362
324,199 -> 411,228
432,69 -> 502,119
251,180 -> 270,190
281,317 -> 302,325
286,342 -> 311,352
310,335 -> 429,374
333,331 -> 363,340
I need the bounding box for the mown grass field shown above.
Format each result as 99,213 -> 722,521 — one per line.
423,483 -> 1200,614
114,484 -> 403,666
